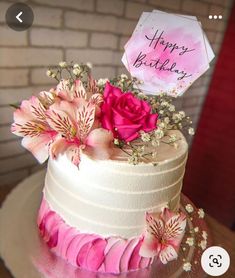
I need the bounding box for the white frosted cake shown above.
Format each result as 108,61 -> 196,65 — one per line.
11,63 -> 196,274
36,130 -> 188,273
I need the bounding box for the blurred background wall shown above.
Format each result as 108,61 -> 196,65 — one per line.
0,0 -> 233,189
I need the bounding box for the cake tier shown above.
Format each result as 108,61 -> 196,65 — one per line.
38,197 -> 152,274
43,130 -> 188,238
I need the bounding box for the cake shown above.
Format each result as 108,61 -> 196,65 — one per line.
37,130 -> 187,273
10,8 -> 215,275
11,62 -> 205,275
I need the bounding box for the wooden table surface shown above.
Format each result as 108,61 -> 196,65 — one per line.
0,184 -> 234,278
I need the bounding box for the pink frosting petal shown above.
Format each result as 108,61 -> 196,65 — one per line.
66,234 -> 87,266
84,238 -> 107,271
57,226 -> 78,258
47,230 -> 59,248
38,197 -> 155,274
104,239 -> 121,273
104,237 -> 120,255
37,198 -> 49,226
128,240 -> 142,270
39,208 -> 61,248
120,238 -> 139,272
104,239 -> 127,273
39,211 -> 55,238
76,235 -> 100,266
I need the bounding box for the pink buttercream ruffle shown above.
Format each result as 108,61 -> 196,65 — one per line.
37,197 -> 153,274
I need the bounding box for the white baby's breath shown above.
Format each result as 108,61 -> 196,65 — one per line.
202,231 -> 208,240
151,139 -> 160,147
169,104 -> 175,112
164,117 -> 170,124
188,127 -> 195,135
46,70 -> 52,77
172,113 -> 181,123
97,78 -> 108,87
73,63 -> 80,69
185,204 -> 194,213
158,122 -> 165,129
179,111 -> 186,118
137,92 -> 145,99
186,237 -> 194,246
114,139 -> 119,145
198,208 -> 205,218
199,240 -> 207,250
141,132 -> 151,142
73,68 -> 81,76
59,61 -> 67,68
86,62 -> 93,69
120,74 -> 128,80
169,134 -> 177,142
183,262 -> 192,272
154,129 -> 164,139
161,101 -> 169,107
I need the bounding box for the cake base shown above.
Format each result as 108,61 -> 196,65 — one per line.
0,171 -> 211,278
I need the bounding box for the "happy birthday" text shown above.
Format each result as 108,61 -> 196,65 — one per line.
132,29 -> 195,80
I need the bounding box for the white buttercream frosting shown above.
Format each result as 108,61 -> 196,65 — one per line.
44,130 -> 188,238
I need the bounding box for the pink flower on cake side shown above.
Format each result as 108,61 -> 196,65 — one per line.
11,96 -> 57,163
101,82 -> 158,142
139,208 -> 186,264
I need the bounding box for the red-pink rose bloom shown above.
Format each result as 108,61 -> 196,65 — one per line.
101,82 -> 158,142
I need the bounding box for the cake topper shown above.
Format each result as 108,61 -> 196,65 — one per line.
122,10 -> 214,97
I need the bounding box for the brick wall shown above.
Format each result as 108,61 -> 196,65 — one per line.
0,0 -> 233,187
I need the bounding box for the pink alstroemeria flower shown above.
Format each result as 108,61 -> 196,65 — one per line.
46,80 -> 112,165
11,78 -> 112,166
139,208 -> 187,264
46,99 -> 94,165
56,78 -> 103,107
11,96 -> 57,163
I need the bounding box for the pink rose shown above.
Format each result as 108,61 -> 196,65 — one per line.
101,82 -> 158,142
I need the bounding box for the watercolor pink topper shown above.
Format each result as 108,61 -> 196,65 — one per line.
122,10 -> 215,97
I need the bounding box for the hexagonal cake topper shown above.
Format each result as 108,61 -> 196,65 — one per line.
122,10 -> 214,97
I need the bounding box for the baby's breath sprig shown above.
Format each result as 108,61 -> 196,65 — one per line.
127,144 -> 155,165
109,74 -> 143,95
46,61 -> 92,88
115,138 -> 156,165
180,205 -> 209,274
147,93 -> 194,137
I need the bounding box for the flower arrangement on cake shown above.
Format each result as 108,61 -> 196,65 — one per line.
11,61 -> 194,167
10,62 -> 210,275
